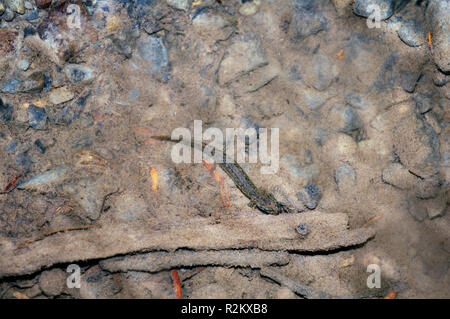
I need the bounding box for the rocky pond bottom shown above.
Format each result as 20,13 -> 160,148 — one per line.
0,0 -> 449,299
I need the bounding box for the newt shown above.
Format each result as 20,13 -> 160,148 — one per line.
150,135 -> 293,215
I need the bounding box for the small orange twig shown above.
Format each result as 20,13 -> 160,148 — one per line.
171,270 -> 182,299
427,32 -> 433,55
1,174 -> 22,194
203,160 -> 230,208
150,166 -> 158,192
384,291 -> 396,299
202,159 -> 213,170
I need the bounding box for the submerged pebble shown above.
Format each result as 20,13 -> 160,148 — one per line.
328,104 -> 363,136
10,72 -> 45,93
28,104 -> 47,130
135,35 -> 170,74
353,0 -> 406,21
17,166 -> 69,191
297,183 -> 322,210
296,224 -> 309,237
398,20 -> 424,47
5,0 -> 25,15
2,8 -> 16,21
334,165 -> 356,185
17,60 -> 30,71
34,139 -> 47,154
239,0 -> 260,16
39,269 -> 67,297
16,152 -> 33,170
24,9 -> 39,21
304,54 -> 338,92
290,0 -> 328,42
0,98 -> 13,122
64,64 -> 95,84
48,87 -> 75,105
0,78 -> 21,94
166,0 -> 189,11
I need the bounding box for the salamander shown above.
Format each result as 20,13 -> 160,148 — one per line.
150,135 -> 293,215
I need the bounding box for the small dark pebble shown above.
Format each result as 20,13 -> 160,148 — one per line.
297,182 -> 322,210
77,92 -> 90,107
34,139 -> 46,154
70,69 -> 86,83
296,224 -> 309,236
83,0 -> 96,6
24,9 -> 39,21
305,183 -> 322,205
43,73 -> 53,92
0,97 -> 13,122
23,26 -> 36,38
28,104 -> 47,130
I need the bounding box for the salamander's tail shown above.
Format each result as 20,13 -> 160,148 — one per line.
149,136 -> 180,143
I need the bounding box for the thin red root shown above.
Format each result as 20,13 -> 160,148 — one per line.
171,270 -> 182,299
